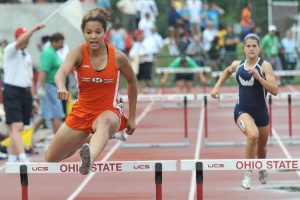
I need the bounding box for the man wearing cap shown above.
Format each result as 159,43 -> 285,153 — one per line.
3,23 -> 44,162
260,25 -> 283,84
129,29 -> 156,93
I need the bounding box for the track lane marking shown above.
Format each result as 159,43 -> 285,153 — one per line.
188,106 -> 204,200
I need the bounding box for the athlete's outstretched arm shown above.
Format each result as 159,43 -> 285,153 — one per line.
55,46 -> 82,101
211,60 -> 239,98
116,50 -> 138,135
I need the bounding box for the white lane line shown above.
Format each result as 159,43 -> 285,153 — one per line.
67,100 -> 156,200
272,129 -> 300,177
188,106 -> 204,200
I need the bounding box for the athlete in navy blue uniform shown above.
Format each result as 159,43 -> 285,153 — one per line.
211,33 -> 278,190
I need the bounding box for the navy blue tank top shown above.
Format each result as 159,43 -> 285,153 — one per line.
236,57 -> 267,109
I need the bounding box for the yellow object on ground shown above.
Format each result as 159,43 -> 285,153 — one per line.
0,127 -> 33,148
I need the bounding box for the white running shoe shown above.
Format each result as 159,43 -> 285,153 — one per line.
109,132 -> 126,142
79,143 -> 92,175
259,170 -> 268,184
241,171 -> 252,190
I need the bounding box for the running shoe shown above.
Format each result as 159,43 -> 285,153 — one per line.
259,170 -> 268,184
109,132 -> 126,142
79,143 -> 92,175
241,171 -> 252,190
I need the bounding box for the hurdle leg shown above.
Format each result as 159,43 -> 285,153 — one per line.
155,163 -> 162,200
196,162 -> 203,200
184,96 -> 188,139
20,165 -> 28,200
288,94 -> 292,139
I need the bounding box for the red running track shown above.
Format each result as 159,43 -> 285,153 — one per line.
0,85 -> 300,199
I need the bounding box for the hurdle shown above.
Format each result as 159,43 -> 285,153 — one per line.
119,94 -> 195,148
181,159 -> 300,200
5,160 -> 177,200
274,93 -> 300,145
196,94 -> 249,147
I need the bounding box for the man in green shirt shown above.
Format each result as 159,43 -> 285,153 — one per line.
160,56 -> 206,92
34,32 -> 65,137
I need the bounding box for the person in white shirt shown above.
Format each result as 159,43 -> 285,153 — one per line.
129,29 -> 155,93
281,29 -> 298,83
3,23 -> 44,163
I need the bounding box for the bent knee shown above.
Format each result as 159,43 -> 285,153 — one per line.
247,132 -> 259,143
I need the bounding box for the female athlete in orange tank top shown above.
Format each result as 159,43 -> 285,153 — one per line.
45,8 -> 137,175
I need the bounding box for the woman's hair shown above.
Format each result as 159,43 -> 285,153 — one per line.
81,8 -> 111,32
244,33 -> 260,44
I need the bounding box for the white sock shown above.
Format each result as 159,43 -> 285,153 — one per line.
18,153 -> 28,162
8,154 -> 18,162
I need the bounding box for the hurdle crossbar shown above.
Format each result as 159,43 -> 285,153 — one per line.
120,94 -> 194,148
119,93 -> 195,102
155,67 -> 211,74
121,139 -> 190,148
181,159 -> 300,171
5,160 -> 177,174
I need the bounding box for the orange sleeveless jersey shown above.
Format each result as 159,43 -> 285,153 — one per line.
65,43 -> 127,133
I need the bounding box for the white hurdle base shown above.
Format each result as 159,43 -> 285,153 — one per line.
204,139 -> 274,147
160,103 -> 201,109
121,139 -> 189,148
270,136 -> 300,145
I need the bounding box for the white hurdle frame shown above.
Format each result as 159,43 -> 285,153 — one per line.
119,94 -> 195,148
6,160 -> 177,200
181,159 -> 300,200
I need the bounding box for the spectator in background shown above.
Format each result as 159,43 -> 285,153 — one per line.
260,25 -> 282,83
33,32 -> 65,140
224,24 -> 239,66
110,18 -> 127,52
0,40 -> 8,78
3,23 -> 44,162
281,29 -> 298,83
96,0 -> 111,11
185,34 -> 207,86
138,12 -> 155,39
202,20 -> 217,52
37,35 -> 50,52
116,0 -> 137,34
168,0 -> 183,31
186,34 -> 206,66
129,29 -> 155,93
178,30 -> 192,55
186,0 -> 202,36
150,26 -> 164,56
136,0 -> 159,23
207,2 -> 225,30
240,2 -> 254,41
